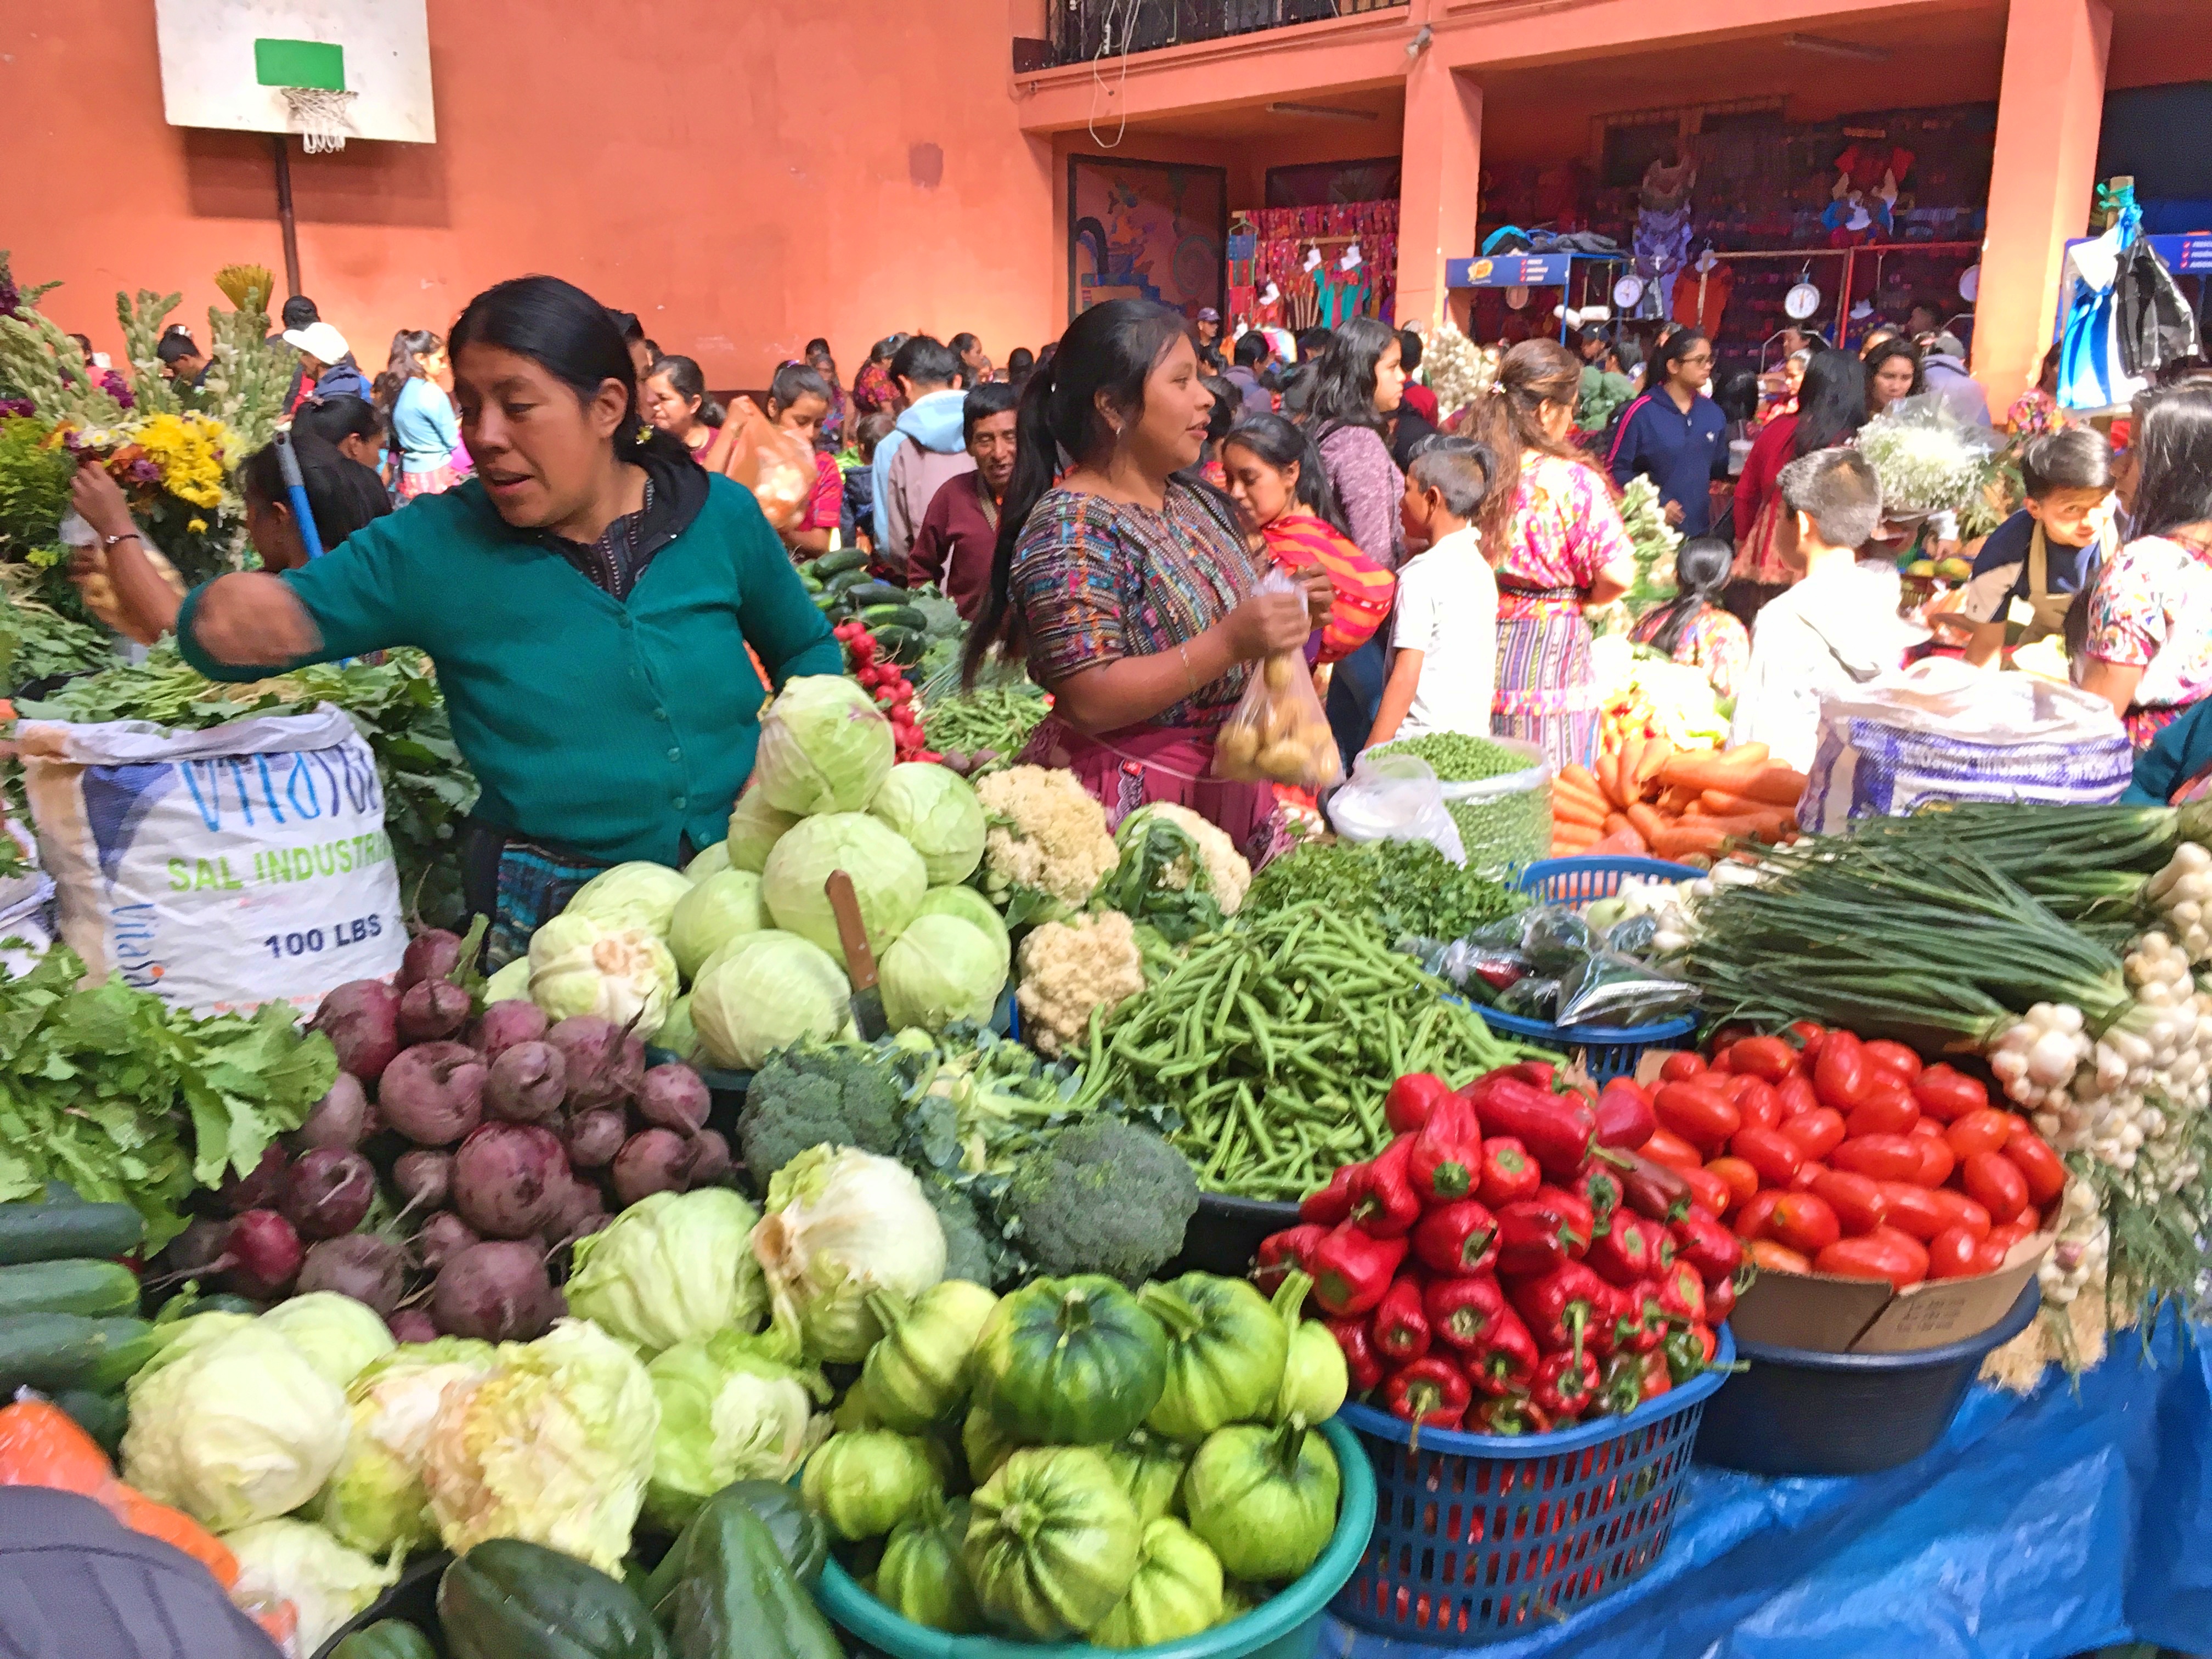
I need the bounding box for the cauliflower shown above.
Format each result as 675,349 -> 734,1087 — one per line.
1017,910 -> 1147,1056
975,765 -> 1120,912
1118,802 -> 1250,915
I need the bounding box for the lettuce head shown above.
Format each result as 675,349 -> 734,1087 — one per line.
642,1329 -> 831,1533
318,1338 -> 498,1555
258,1293 -> 395,1390
668,869 -> 769,981
566,1188 -> 765,1355
222,1518 -> 399,1655
566,860 -> 696,939
753,675 -> 895,815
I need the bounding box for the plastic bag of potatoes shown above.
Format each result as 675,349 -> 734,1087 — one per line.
1212,585 -> 1344,788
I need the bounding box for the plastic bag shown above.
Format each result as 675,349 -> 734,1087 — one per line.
1212,571 -> 1344,789
1327,750 -> 1465,864
1519,906 -> 1597,975
1400,934 -> 1532,1003
1495,975 -> 1560,1019
703,398 -> 814,531
1555,949 -> 1697,1026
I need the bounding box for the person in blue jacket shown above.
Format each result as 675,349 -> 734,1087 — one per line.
1606,328 -> 1728,534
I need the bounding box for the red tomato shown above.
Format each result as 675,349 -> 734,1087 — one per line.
1705,1156 -> 1759,1211
1928,1189 -> 1993,1238
1731,1126 -> 1803,1189
1975,1223 -> 2031,1273
1746,1238 -> 1813,1275
1655,1082 -> 1742,1153
1877,1182 -> 1951,1242
1791,1159 -> 1829,1191
1845,1096 -> 1920,1141
1734,1078 -> 1785,1132
1706,1046 -> 1736,1075
1862,1040 -> 1923,1082
1910,1116 -> 1944,1137
1776,1074 -> 1821,1119
2008,1205 -> 2044,1231
1659,1052 -> 1708,1084
1733,1189 -> 1786,1242
1786,1021 -> 1827,1060
1911,1063 -> 1988,1122
2004,1129 -> 2068,1205
1728,1035 -> 1800,1084
1984,1222 -> 2032,1252
1815,1230 -> 1929,1289
1680,1164 -> 1734,1221
1962,1150 -> 2030,1218
1813,1029 -> 1870,1114
1808,1169 -> 1888,1236
1830,1134 -> 1926,1184
1715,1072 -> 1759,1107
1927,1225 -> 1983,1279
1641,1127 -> 1706,1174
1779,1107 -> 1846,1162
1945,1109 -> 2017,1159
1769,1192 -> 1842,1255
1914,1135 -> 1957,1188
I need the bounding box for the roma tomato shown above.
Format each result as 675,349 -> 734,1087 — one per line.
1791,1159 -> 1830,1191
1808,1169 -> 1888,1236
1927,1225 -> 1983,1279
1658,1052 -> 1708,1084
1733,1189 -> 1786,1242
1816,1229 -> 1928,1288
1705,1156 -> 1759,1211
1768,1192 -> 1842,1255
1655,1082 -> 1741,1153
1928,1189 -> 1992,1238
1862,1040 -> 1923,1083
1746,1238 -> 1812,1274
1914,1135 -> 1956,1188
2004,1128 -> 2068,1205
1877,1182 -> 1950,1243
1728,1035 -> 1801,1084
1731,1126 -> 1803,1188
1777,1074 -> 1821,1119
1945,1109 -> 2017,1159
1975,1223 -> 2030,1273
1642,1127 -> 1705,1174
1680,1164 -> 1734,1221
1813,1029 -> 1870,1113
1786,1021 -> 1827,1060
1961,1150 -> 2030,1219
1734,1078 -> 1785,1132
1911,1063 -> 1988,1122
1831,1134 -> 1926,1184
1779,1107 -> 1846,1162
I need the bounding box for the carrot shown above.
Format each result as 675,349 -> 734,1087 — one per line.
0,1398 -> 113,1496
1657,785 -> 1700,815
1651,819 -> 1734,859
107,1486 -> 239,1589
1626,802 -> 1669,846
1635,739 -> 1676,787
1657,748 -> 1775,795
1560,763 -> 1605,799
1616,733 -> 1647,802
1590,825 -> 1649,856
1554,795 -> 1607,832
1552,821 -> 1602,853
1595,749 -> 1623,808
1699,788 -> 1773,818
1602,811 -> 1632,837
1554,772 -> 1609,812
1741,765 -> 1810,808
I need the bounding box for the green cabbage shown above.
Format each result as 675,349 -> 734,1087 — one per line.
566,1188 -> 766,1355
685,841 -> 732,882
868,763 -> 987,885
761,811 -> 927,969
257,1293 -> 395,1390
754,675 -> 896,815
318,1339 -> 498,1555
752,1146 -> 947,1362
653,994 -> 702,1063
528,911 -> 679,1030
880,915 -> 1005,1034
668,870 -> 769,981
642,1329 -> 831,1533
913,885 -> 1012,979
421,1318 -> 659,1574
483,957 -> 531,1002
221,1518 -> 399,1655
567,861 -> 696,938
690,932 -> 854,1070
727,789 -> 802,873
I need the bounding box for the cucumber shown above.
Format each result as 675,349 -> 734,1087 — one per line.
826,568 -> 872,597
0,1312 -> 109,1392
860,604 -> 928,633
812,546 -> 870,579
845,580 -> 912,609
82,1317 -> 160,1393
0,1259 -> 141,1320
54,1388 -> 128,1457
872,627 -> 924,667
0,1196 -> 145,1266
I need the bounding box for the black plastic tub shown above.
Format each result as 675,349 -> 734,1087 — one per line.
1693,1279 -> 2042,1476
1165,1190 -> 1301,1279
311,1551 -> 449,1659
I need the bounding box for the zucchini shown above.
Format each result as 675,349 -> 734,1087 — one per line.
82,1317 -> 159,1393
845,580 -> 912,608
0,1259 -> 141,1320
812,546 -> 870,579
860,603 -> 928,633
0,1195 -> 145,1266
0,1312 -> 109,1392
54,1387 -> 128,1458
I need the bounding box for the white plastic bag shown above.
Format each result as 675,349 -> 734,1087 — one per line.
1327,751 -> 1468,865
1799,658 -> 2133,833
18,707 -> 406,1013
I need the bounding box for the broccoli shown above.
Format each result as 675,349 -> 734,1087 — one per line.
738,1045 -> 905,1183
1001,1118 -> 1200,1286
917,1170 -> 1000,1286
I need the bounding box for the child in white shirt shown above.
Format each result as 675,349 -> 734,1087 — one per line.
1368,437 -> 1500,747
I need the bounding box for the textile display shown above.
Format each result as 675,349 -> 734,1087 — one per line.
1230,201 -> 1398,330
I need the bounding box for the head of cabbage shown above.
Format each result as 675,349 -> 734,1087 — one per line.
913,885 -> 1012,979
318,1339 -> 498,1556
529,911 -> 679,1030
690,932 -> 854,1070
727,789 -> 802,873
752,1145 -> 947,1362
684,840 -> 732,882
761,811 -> 926,969
566,1188 -> 765,1355
221,1517 -> 399,1655
881,914 -> 1005,1035
566,861 -> 696,939
653,994 -> 702,1063
643,1330 -> 831,1533
668,869 -> 768,981
257,1293 -> 394,1390
754,675 -> 895,815
869,763 -> 987,886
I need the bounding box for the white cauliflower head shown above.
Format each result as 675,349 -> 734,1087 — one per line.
1017,909 -> 1147,1056
975,765 -> 1120,909
1118,802 -> 1250,915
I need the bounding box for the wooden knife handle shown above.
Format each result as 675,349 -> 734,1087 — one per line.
825,870 -> 878,991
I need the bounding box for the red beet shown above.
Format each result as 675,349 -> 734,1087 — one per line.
288,1074 -> 370,1154
472,998 -> 550,1060
217,1146 -> 289,1216
224,1209 -> 303,1299
452,1121 -> 567,1239
393,1149 -> 453,1212
546,1017 -> 646,1110
415,1210 -> 480,1269
388,1308 -> 440,1344
398,978 -> 471,1044
377,1041 -> 486,1147
687,1127 -> 735,1189
311,980 -> 403,1084
281,1148 -> 376,1240
486,1042 -> 567,1123
636,1064 -> 709,1135
298,1233 -> 407,1314
540,1173 -> 607,1248
612,1128 -> 697,1207
433,1240 -> 554,1342
398,929 -> 465,991
159,1215 -> 232,1279
563,1108 -> 628,1170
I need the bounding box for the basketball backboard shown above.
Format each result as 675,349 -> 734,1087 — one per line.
155,0 -> 435,148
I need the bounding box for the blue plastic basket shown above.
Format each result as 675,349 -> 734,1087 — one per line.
1472,856 -> 1705,1084
1331,1327 -> 1733,1644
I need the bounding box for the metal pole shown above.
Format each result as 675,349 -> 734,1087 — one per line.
270,134 -> 302,298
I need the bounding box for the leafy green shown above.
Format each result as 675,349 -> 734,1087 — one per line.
1094,811 -> 1228,946
0,416 -> 74,554
0,587 -> 113,696
1243,836 -> 1525,942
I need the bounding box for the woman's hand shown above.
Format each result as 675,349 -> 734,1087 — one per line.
1662,498 -> 1686,527
1224,587 -> 1314,661
189,572 -> 321,668
1286,562 -> 1334,628
70,460 -> 137,544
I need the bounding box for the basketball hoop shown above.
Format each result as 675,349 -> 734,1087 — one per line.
280,86 -> 358,153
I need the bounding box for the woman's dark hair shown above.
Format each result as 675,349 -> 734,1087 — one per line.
452,276 -> 692,469
766,362 -> 831,419
1793,349 -> 1870,456
1200,375 -> 1238,447
870,333 -> 910,365
648,354 -> 726,426
1713,369 -> 1761,426
239,430 -> 391,552
1861,338 -> 1924,410
1643,536 -> 1732,656
1303,317 -> 1401,438
606,308 -> 644,343
962,298 -> 1189,685
961,380 -> 1019,444
1296,327 -> 1333,360
156,325 -> 200,366
949,332 -> 981,358
295,394 -> 382,446
803,336 -> 832,358
1651,328 -> 1710,391
371,328 -> 442,419
1223,413 -> 1353,538
1005,346 -> 1036,388
1460,337 -> 1590,550
2130,382 -> 2212,539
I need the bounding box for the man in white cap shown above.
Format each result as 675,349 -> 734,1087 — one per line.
281,318 -> 371,404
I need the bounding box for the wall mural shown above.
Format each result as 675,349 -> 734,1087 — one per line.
1069,155 -> 1228,322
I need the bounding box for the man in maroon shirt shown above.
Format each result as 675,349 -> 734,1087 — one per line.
910,381 -> 1018,620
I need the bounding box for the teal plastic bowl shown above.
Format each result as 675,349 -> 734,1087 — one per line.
811,1417 -> 1378,1659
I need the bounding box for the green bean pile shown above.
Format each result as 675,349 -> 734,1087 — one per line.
1070,901 -> 1539,1200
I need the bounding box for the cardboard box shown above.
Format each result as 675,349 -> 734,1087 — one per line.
1729,1232 -> 2050,1354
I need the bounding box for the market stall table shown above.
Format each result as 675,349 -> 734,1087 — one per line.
1325,1308 -> 2210,1659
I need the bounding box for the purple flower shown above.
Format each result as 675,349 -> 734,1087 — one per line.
0,398 -> 32,420
128,458 -> 161,484
102,371 -> 135,411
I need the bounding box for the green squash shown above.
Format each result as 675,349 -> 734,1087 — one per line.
327,1621 -> 438,1659
1267,1272 -> 1348,1425
1094,1428 -> 1190,1523
962,1402 -> 1020,1486
876,1491 -> 984,1633
1139,1273 -> 1289,1442
963,1446 -> 1143,1639
659,1496 -> 843,1659
863,1280 -> 998,1432
439,1539 -> 669,1659
973,1276 -> 1167,1445
642,1480 -> 828,1620
800,1429 -> 941,1541
1090,1517 -> 1226,1649
1182,1419 -> 1341,1583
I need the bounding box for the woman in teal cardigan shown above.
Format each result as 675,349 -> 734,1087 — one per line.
109,276 -> 842,959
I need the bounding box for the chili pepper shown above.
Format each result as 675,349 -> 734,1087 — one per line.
1308,1225 -> 1408,1318
1349,1136 -> 1423,1238
1669,1212 -> 1742,1286
1407,1096 -> 1485,1205
1663,1324 -> 1708,1384
1534,1183 -> 1596,1255
1252,1224 -> 1329,1293
1469,1076 -> 1597,1182
1576,1162 -> 1623,1228
1470,1392 -> 1550,1435
1470,1305 -> 1540,1397
1477,1137 -> 1541,1207
1424,1272 -> 1508,1353
1639,1348 -> 1674,1401
1595,1351 -> 1646,1415
1703,1272 -> 1736,1322
1299,1163 -> 1363,1227
1383,1355 -> 1472,1432
1410,1199 -> 1500,1276
1325,1316 -> 1386,1393
1371,1276 -> 1431,1362
1910,1062 -> 1988,1122
1508,1261 -> 1609,1362
1656,1260 -> 1707,1325
1587,1211 -> 1660,1288
1531,1348 -> 1599,1419
1813,1028 -> 1870,1113
1593,1078 -> 1657,1150
1385,1071 -> 1455,1136
1620,1153 -> 1693,1224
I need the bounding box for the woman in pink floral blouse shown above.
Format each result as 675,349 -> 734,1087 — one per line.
1630,537 -> 1750,698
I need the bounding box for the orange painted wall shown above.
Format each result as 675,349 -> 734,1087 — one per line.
2,0 -> 1058,388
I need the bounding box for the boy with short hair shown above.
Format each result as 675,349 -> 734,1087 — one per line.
1365,436 -> 1500,748
1960,426 -> 2118,669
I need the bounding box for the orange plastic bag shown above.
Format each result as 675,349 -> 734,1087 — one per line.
0,1396 -> 113,1495
702,397 -> 813,531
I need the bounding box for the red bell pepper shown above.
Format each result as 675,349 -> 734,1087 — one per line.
1253,1224 -> 1329,1293
1531,1348 -> 1599,1419
1669,1212 -> 1743,1287
1477,1137 -> 1542,1207
1325,1316 -> 1386,1393
1508,1261 -> 1610,1361
1639,1348 -> 1674,1401
1470,1392 -> 1551,1435
1655,1259 -> 1708,1325
1534,1184 -> 1597,1254
1385,1071 -> 1455,1135
1424,1272 -> 1508,1353
1298,1163 -> 1363,1227
1409,1199 -> 1500,1276
1383,1355 -> 1472,1431
1576,1163 -> 1624,1229
1494,1190 -> 1592,1274
1596,1351 -> 1647,1415
1371,1276 -> 1432,1362
1703,1271 -> 1737,1322
1349,1136 -> 1423,1238
1470,1304 -> 1540,1396
1309,1225 -> 1408,1317
1585,1211 -> 1662,1288
1620,1153 -> 1694,1224
1504,1059 -> 1558,1092
1611,1281 -> 1670,1352
1468,1075 -> 1597,1183
1593,1077 -> 1657,1151
1407,1096 -> 1485,1205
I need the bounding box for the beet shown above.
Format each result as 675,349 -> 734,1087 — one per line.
377,1041 -> 487,1147
298,1233 -> 406,1314
540,1173 -> 607,1247
217,1146 -> 289,1216
393,1149 -> 453,1212
546,1017 -> 646,1110
415,1210 -> 480,1269
486,1041 -> 567,1123
687,1127 -> 735,1189
433,1240 -> 554,1342
472,998 -> 550,1060
289,1073 -> 370,1154
311,980 -> 403,1084
224,1209 -> 303,1299
388,1308 -> 439,1344
636,1064 -> 709,1135
612,1128 -> 698,1207
452,1121 -> 566,1239
563,1108 -> 628,1170
398,929 -> 465,991
281,1148 -> 376,1240
159,1215 -> 232,1279
398,978 -> 471,1044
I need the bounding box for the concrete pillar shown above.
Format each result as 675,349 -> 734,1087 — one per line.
1973,0 -> 2111,407
1396,54 -> 1482,334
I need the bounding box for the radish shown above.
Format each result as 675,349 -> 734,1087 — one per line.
564,1108 -> 629,1170
688,1127 -> 735,1188
546,1017 -> 645,1110
398,929 -> 465,990
452,1121 -> 566,1239
486,1041 -> 567,1123
393,1149 -> 453,1212
288,1073 -> 370,1154
415,1210 -> 479,1269
472,998 -> 549,1060
217,1146 -> 289,1215
281,1148 -> 376,1240
311,980 -> 403,1083
398,977 -> 471,1043
433,1240 -> 553,1341
612,1128 -> 697,1206
377,1041 -> 487,1146
389,1308 -> 439,1344
298,1234 -> 405,1314
225,1209 -> 303,1299
636,1064 -> 709,1134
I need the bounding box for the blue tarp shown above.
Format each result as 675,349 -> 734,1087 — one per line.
1328,1311 -> 2210,1659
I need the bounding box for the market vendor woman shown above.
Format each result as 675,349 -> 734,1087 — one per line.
119,275 -> 842,960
